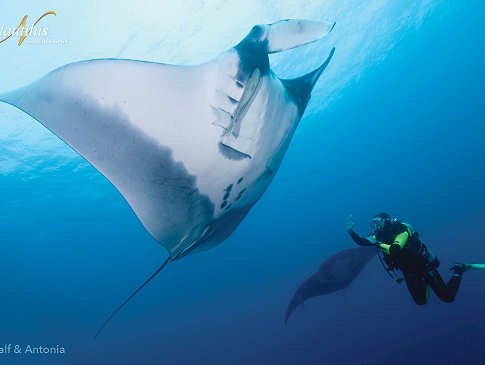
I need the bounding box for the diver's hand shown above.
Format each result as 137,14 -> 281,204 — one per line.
346,215 -> 355,233
367,236 -> 380,246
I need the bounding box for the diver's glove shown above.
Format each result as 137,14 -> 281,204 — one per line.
367,236 -> 381,247
366,235 -> 386,248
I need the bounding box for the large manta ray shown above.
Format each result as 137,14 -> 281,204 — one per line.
285,246 -> 376,323
0,19 -> 335,336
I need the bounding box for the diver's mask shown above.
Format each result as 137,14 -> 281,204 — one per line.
370,217 -> 387,233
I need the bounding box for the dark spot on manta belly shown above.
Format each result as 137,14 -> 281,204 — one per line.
223,184 -> 233,200
220,201 -> 228,209
235,188 -> 247,201
237,177 -> 244,184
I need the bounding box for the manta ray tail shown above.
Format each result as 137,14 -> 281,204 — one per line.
281,47 -> 335,113
94,256 -> 171,339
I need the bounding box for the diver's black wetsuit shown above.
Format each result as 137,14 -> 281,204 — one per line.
403,268 -> 461,304
349,220 -> 462,304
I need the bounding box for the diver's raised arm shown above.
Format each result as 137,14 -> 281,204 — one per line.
346,215 -> 378,246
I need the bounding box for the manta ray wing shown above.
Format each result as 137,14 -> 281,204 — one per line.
0,59 -> 217,255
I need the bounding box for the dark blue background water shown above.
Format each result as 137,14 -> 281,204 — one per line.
1,1 -> 484,364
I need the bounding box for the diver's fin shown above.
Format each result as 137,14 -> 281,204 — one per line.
94,256 -> 171,339
280,47 -> 335,113
449,262 -> 485,275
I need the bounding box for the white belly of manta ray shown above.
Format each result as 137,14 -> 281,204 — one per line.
165,55 -> 303,258
0,18 -> 335,336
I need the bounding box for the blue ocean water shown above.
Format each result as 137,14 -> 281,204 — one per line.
0,1 -> 484,364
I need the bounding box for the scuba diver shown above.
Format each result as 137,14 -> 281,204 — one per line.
346,213 -> 483,304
